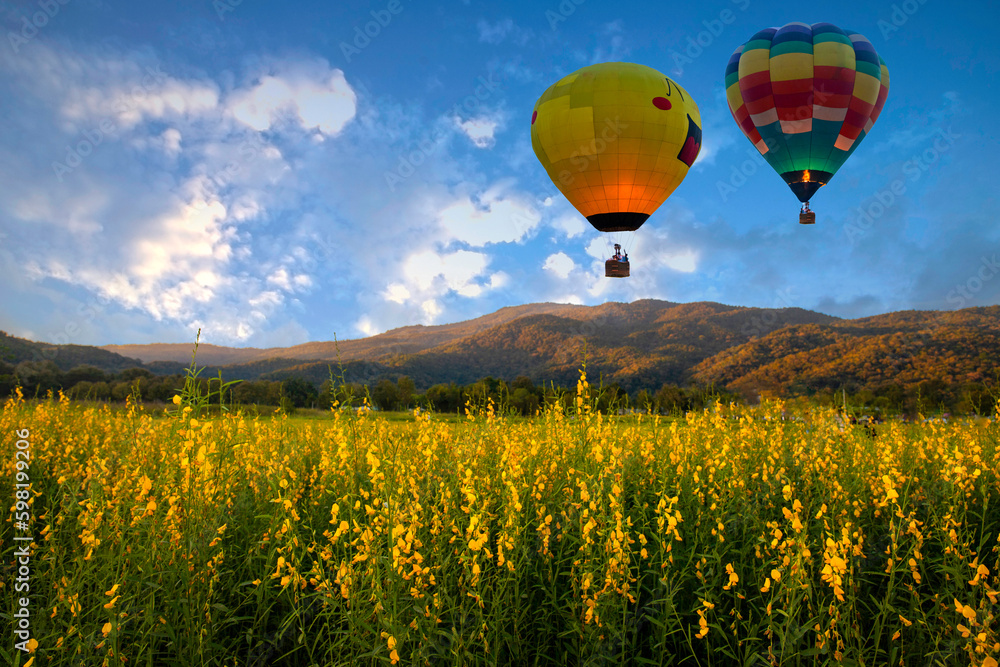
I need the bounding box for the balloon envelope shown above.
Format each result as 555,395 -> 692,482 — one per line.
531,62 -> 702,232
725,22 -> 889,202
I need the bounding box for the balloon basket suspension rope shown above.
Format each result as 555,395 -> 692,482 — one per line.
799,201 -> 815,225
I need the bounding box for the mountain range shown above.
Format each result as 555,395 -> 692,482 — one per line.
3,300 -> 998,398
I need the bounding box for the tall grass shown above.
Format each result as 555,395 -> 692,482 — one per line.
2,371 -> 998,666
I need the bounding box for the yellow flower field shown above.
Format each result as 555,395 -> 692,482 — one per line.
3,373 -> 999,666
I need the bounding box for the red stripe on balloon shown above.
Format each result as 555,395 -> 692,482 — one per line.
771,78 -> 814,95
869,83 -> 889,124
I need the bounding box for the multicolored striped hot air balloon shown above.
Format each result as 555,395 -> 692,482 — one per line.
531,62 -> 702,276
725,22 -> 889,223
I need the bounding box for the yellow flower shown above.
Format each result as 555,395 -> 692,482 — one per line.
172,395 -> 182,405
723,563 -> 738,590
969,563 -> 989,585
102,622 -> 112,636
695,610 -> 709,638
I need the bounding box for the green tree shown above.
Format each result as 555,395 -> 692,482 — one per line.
119,367 -> 154,382
283,377 -> 318,408
425,383 -> 463,413
633,389 -> 653,412
234,380 -> 273,407
655,384 -> 686,414
511,387 -> 539,415
372,379 -> 399,411
65,365 -> 107,386
397,376 -> 415,409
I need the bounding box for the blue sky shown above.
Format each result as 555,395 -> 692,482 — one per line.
0,0 -> 997,347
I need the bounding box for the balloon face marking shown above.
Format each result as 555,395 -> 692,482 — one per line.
663,77 -> 685,101
652,96 -> 672,110
531,110 -> 537,125
677,114 -> 702,168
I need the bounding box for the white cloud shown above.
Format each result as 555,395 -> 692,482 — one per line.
359,246 -> 510,334
70,201 -> 235,319
543,252 -> 576,279
43,56 -> 220,132
115,80 -> 220,129
477,18 -> 514,44
489,272 -> 509,289
437,189 -> 540,246
585,237 -> 606,259
660,249 -> 698,273
403,249 -> 490,293
581,20 -> 630,64
228,66 -> 357,136
0,44 -> 369,344
553,293 -> 584,305
476,18 -> 534,45
384,282 -> 411,304
267,267 -> 292,289
454,115 -> 499,148
355,315 -> 377,336
551,213 -> 585,238
422,299 -> 442,319
162,128 -> 182,155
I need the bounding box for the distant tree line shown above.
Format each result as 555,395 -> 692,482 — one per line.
1,359 -> 994,417
0,361 -> 743,416
794,380 -> 998,418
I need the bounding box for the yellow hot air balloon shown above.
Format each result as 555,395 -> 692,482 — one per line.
531,62 -> 702,277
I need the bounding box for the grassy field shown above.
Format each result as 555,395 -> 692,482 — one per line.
2,373 -> 999,666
